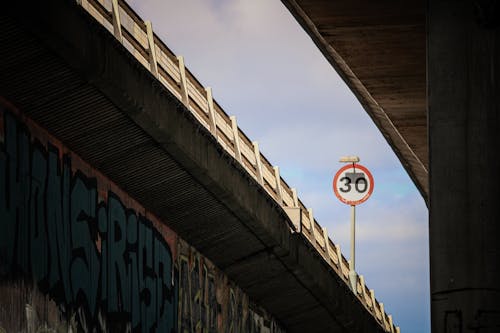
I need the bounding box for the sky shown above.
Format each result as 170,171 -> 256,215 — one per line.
127,0 -> 430,331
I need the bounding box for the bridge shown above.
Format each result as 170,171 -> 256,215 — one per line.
0,0 -> 399,332
281,0 -> 500,332
281,0 -> 427,202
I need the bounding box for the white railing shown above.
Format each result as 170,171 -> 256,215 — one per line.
77,0 -> 399,331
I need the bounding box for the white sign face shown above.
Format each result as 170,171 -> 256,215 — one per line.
333,164 -> 374,205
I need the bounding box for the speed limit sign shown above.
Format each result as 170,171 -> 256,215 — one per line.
333,164 -> 374,205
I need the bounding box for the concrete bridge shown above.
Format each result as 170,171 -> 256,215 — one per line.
0,0 -> 399,332
281,0 -> 500,332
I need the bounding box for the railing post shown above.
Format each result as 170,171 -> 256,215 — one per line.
335,244 -> 342,269
370,289 -> 376,311
273,166 -> 283,204
291,188 -> 298,207
322,227 -> 331,262
177,56 -> 189,106
380,303 -> 386,327
145,21 -> 159,78
252,142 -> 264,184
111,0 -> 123,42
230,116 -> 241,161
307,208 -> 316,244
205,87 -> 217,136
359,275 -> 366,299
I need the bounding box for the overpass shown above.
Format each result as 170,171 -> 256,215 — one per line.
0,0 -> 399,332
281,0 -> 427,202
280,0 -> 500,332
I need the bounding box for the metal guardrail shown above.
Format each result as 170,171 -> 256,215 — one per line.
76,0 -> 400,331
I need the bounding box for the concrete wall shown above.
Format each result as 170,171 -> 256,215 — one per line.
0,102 -> 285,333
428,0 -> 500,331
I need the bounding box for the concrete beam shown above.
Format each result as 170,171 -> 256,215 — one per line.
428,0 -> 500,331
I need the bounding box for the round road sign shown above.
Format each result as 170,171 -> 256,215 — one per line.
333,164 -> 374,205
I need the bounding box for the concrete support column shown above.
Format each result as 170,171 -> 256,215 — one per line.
428,1 -> 500,331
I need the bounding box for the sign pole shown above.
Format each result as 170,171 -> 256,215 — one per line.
349,204 -> 357,292
333,156 -> 374,294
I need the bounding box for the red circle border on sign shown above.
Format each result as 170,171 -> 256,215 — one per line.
332,163 -> 374,206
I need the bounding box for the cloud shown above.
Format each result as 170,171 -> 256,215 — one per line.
256,120 -> 398,171
129,0 -> 359,123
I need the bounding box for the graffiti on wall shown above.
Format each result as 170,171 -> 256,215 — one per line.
228,288 -> 285,333
177,241 -> 286,333
0,111 -> 177,332
178,252 -> 218,333
0,106 -> 287,333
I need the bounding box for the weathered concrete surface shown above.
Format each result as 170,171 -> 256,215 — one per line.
0,0 -> 385,331
280,0 -> 428,202
428,1 -> 500,331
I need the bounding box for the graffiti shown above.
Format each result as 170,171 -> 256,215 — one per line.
0,111 -> 177,332
176,242 -> 286,333
227,288 -> 286,333
245,307 -> 286,333
0,107 -> 288,333
228,289 -> 285,333
178,252 -> 218,333
206,269 -> 217,333
228,289 -> 243,333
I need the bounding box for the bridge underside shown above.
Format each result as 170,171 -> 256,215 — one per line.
1,1 -> 385,332
281,0 -> 427,202
281,1 -> 500,332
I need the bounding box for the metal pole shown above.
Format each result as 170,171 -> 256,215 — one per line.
349,204 -> 357,292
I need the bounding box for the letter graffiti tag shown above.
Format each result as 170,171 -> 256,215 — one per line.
0,111 -> 177,332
